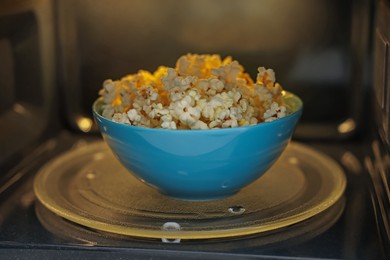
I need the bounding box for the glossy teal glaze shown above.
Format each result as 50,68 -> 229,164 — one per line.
92,92 -> 303,200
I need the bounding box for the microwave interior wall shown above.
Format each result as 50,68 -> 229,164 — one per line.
56,0 -> 371,136
0,0 -> 373,179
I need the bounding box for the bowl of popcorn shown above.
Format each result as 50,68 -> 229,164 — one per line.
93,54 -> 302,200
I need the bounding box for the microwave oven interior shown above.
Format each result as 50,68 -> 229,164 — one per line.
0,0 -> 389,259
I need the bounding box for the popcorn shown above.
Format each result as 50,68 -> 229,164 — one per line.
112,112 -> 130,124
98,54 -> 290,130
127,109 -> 141,123
264,102 -> 287,122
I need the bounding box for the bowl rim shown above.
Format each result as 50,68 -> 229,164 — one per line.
92,91 -> 303,133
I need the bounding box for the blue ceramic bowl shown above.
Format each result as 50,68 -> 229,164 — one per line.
92,92 -> 302,200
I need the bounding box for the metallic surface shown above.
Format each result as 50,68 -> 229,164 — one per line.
0,133 -> 384,259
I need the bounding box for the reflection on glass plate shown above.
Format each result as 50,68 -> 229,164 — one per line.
34,141 -> 346,240
35,198 -> 345,247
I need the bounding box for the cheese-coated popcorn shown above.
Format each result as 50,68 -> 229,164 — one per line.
99,54 -> 290,130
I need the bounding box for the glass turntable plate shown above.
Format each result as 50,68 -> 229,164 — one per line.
34,141 -> 346,240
